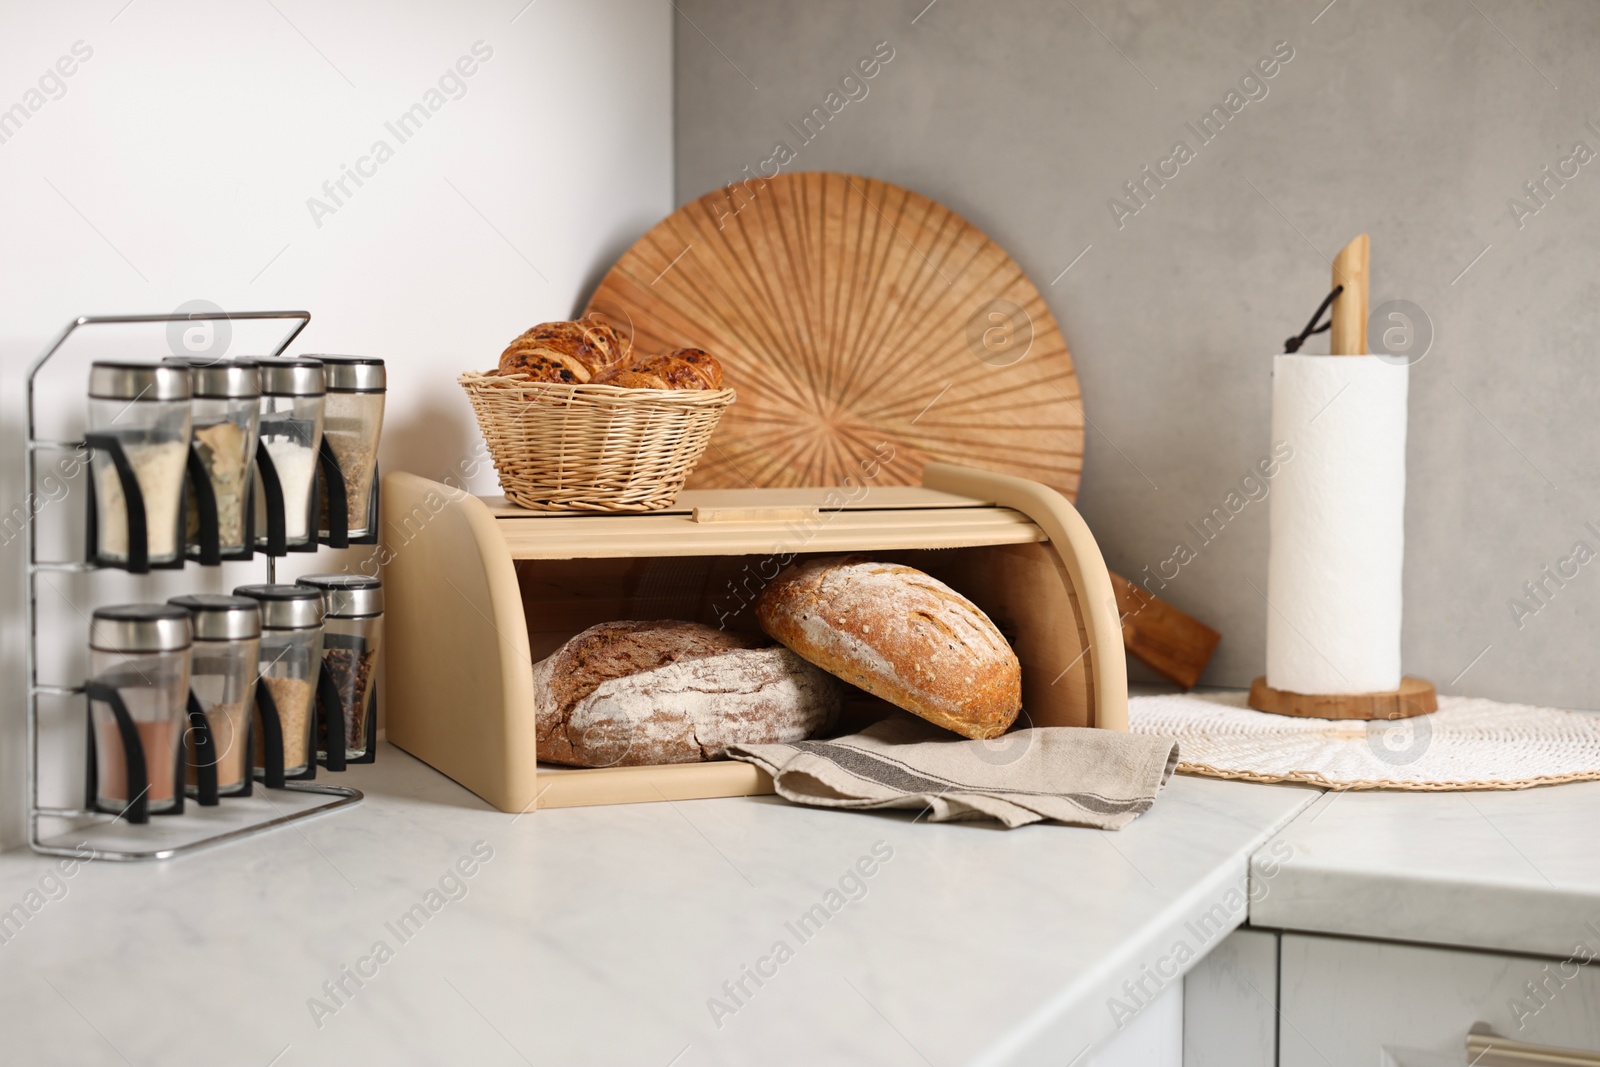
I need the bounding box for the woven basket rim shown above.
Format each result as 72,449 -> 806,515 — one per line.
458,370 -> 736,401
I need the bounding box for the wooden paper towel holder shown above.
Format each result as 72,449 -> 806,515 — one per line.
1248,234 -> 1438,721
1247,676 -> 1437,720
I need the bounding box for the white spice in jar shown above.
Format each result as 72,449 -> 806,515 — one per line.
257,439 -> 318,542
95,441 -> 189,561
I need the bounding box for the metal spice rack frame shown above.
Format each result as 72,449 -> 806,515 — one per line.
25,310 -> 364,861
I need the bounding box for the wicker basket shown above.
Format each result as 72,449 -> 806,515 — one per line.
458,372 -> 736,511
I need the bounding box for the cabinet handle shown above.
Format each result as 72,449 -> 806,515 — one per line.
1466,1027 -> 1600,1066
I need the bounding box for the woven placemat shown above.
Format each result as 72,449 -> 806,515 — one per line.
1129,691 -> 1600,791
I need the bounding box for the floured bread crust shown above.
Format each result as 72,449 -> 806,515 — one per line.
533,621 -> 840,767
756,556 -> 1022,740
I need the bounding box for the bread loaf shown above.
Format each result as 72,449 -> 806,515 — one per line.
534,620 -> 841,767
756,557 -> 1022,740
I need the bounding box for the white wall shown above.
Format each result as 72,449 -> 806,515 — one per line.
0,0 -> 673,850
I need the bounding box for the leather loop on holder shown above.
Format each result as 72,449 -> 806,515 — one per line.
1284,285 -> 1344,354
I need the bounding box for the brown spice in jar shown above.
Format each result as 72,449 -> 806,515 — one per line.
322,647 -> 377,750
187,699 -> 250,791
97,718 -> 181,805
253,675 -> 313,772
320,430 -> 378,532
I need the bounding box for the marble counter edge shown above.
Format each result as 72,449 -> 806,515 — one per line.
972,782 -> 1322,1067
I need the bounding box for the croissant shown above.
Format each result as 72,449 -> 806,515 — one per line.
499,350 -> 590,384
608,348 -> 723,390
605,369 -> 671,389
496,313 -> 631,379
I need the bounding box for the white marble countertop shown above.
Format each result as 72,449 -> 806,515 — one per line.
0,744 -> 1316,1067
1250,781 -> 1600,959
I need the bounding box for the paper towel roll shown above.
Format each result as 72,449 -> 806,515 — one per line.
1266,354 -> 1408,694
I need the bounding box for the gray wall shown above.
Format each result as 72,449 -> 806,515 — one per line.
673,0 -> 1600,708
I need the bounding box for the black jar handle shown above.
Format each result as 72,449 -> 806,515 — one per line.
185,444 -> 223,567
316,667 -> 347,772
317,437 -> 349,549
85,681 -> 149,824
254,677 -> 286,789
185,690 -> 219,806
254,440 -> 288,557
84,434 -> 148,574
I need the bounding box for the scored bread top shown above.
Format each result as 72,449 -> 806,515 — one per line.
755,556 -> 1022,740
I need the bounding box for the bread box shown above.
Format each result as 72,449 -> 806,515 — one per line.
381,462 -> 1127,813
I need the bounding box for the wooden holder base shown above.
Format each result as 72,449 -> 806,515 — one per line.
1247,676 -> 1438,720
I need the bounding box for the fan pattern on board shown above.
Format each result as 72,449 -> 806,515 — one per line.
586,172 -> 1084,498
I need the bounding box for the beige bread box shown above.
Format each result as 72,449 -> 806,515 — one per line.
380,463 -> 1128,814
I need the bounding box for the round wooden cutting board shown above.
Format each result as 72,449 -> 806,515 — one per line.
585,171 -> 1084,500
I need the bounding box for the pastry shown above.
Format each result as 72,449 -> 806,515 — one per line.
755,556 -> 1022,740
621,349 -> 722,390
533,620 -> 841,767
497,349 -> 591,383
499,314 -> 630,379
604,368 -> 670,389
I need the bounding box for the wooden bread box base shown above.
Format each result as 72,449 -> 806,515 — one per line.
381,462 -> 1128,814
1247,676 -> 1438,720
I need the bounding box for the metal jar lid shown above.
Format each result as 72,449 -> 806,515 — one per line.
255,357 -> 326,398
297,573 -> 383,618
307,356 -> 385,393
88,361 -> 191,402
162,357 -> 261,400
167,594 -> 262,641
90,603 -> 192,653
233,584 -> 325,630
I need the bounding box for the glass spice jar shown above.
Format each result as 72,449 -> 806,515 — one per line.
165,357 -> 260,557
234,583 -> 323,777
88,603 -> 192,814
297,574 -> 382,761
87,362 -> 192,567
253,358 -> 325,550
311,357 -> 385,539
168,594 -> 261,796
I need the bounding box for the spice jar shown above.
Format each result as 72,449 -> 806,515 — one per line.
88,604 -> 191,816
312,357 -> 385,540
298,574 -> 382,762
165,358 -> 260,558
169,594 -> 261,797
235,583 -> 323,778
253,358 -> 325,551
87,362 -> 192,568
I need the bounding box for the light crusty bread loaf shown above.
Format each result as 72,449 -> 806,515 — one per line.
756,557 -> 1022,740
534,620 -> 841,767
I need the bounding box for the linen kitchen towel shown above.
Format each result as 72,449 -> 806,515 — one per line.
726,713 -> 1178,829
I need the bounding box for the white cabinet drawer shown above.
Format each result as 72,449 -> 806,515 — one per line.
1280,934 -> 1600,1066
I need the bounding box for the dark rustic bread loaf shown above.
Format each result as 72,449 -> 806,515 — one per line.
755,556 -> 1022,740
533,620 -> 841,767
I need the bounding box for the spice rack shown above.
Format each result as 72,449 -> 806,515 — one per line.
25,310 -> 366,862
